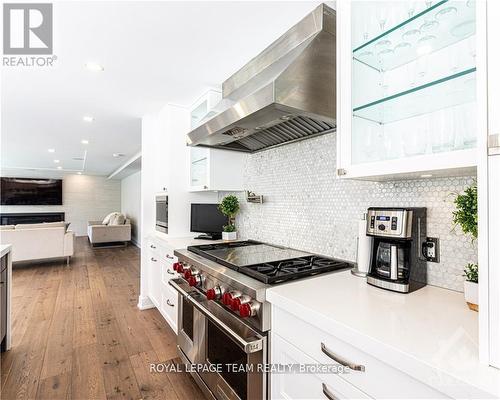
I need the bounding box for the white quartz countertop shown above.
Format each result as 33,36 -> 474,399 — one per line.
0,244 -> 12,258
267,270 -> 500,398
149,234 -> 229,250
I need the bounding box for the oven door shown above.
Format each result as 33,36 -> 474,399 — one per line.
170,279 -> 267,400
170,279 -> 204,363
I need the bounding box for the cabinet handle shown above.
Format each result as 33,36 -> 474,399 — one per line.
166,254 -> 174,259
337,168 -> 347,176
167,269 -> 175,275
151,257 -> 157,262
203,185 -> 208,189
322,383 -> 339,400
166,299 -> 174,307
321,342 -> 365,372
150,244 -> 156,249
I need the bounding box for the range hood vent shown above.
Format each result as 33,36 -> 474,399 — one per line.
187,3 -> 336,153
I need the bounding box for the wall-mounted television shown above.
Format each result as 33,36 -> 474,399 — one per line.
0,178 -> 63,205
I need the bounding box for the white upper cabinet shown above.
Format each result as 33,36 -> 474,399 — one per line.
337,0 -> 478,180
188,89 -> 246,192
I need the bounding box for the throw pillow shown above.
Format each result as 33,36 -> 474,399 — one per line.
102,212 -> 118,225
109,213 -> 126,225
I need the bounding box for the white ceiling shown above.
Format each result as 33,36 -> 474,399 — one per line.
1,0 -> 323,178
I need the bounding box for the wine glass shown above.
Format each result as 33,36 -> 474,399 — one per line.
402,2 -> 421,43
375,9 -> 391,50
420,1 -> 439,32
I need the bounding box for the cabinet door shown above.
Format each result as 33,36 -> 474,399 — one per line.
160,283 -> 178,334
271,333 -> 371,400
338,0 -> 478,180
148,250 -> 162,307
189,147 -> 209,190
487,0 -> 500,369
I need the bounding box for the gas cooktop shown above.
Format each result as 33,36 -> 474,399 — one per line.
187,240 -> 351,284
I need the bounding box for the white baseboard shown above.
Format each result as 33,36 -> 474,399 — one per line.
137,295 -> 155,310
131,238 -> 141,248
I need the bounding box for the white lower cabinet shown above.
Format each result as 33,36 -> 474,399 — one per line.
272,333 -> 371,400
147,247 -> 162,308
271,307 -> 449,400
160,284 -> 178,334
146,238 -> 179,333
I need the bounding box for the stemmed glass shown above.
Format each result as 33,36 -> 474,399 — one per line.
402,2 -> 421,43
420,1 -> 439,32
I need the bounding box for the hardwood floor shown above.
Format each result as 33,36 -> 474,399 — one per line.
0,237 -> 205,400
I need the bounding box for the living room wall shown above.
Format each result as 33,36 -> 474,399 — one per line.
0,174 -> 121,236
121,171 -> 141,246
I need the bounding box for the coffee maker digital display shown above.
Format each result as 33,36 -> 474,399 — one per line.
366,207 -> 427,293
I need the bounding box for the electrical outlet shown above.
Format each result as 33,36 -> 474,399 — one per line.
422,237 -> 440,263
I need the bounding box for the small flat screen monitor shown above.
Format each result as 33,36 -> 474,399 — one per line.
190,203 -> 227,240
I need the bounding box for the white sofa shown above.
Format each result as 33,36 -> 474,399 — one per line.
87,219 -> 131,247
0,222 -> 75,265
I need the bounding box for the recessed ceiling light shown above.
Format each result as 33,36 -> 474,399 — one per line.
420,174 -> 433,178
81,139 -> 89,144
85,62 -> 104,72
57,166 -> 62,170
77,172 -> 82,175
48,148 -> 55,153
113,153 -> 125,158
83,116 -> 94,122
54,159 -> 60,163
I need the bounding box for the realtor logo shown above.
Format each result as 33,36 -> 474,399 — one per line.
3,3 -> 53,55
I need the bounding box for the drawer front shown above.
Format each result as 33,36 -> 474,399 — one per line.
160,284 -> 178,333
148,239 -> 177,264
271,333 -> 371,400
273,308 -> 449,399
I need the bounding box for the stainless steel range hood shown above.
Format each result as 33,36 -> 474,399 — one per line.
187,4 -> 336,153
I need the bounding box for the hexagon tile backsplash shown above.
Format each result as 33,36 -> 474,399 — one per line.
226,133 -> 477,292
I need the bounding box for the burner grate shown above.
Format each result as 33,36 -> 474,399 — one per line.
242,256 -> 351,284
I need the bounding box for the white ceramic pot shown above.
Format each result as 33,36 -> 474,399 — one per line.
222,231 -> 237,241
464,280 -> 479,311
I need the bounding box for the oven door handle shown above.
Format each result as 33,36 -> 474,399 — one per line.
169,280 -> 264,354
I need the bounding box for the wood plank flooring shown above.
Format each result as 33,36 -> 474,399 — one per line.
0,237 -> 205,400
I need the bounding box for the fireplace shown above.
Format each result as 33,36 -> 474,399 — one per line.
0,212 -> 65,225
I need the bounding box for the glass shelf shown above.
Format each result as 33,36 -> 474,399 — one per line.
353,67 -> 476,124
353,0 -> 476,72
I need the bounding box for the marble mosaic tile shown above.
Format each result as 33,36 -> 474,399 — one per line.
227,133 -> 476,292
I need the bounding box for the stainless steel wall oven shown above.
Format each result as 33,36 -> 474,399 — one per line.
155,195 -> 168,233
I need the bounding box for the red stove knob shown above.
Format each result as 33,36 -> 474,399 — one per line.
231,295 -> 250,311
222,292 -> 233,306
188,275 -> 201,287
206,286 -> 222,300
239,300 -> 259,318
173,262 -> 182,272
239,303 -> 253,318
183,269 -> 192,279
222,291 -> 241,306
231,297 -> 241,311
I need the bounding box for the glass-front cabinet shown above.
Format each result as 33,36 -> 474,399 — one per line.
188,89 -> 246,192
337,0 -> 478,180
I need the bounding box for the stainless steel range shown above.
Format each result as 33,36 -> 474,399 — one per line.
169,240 -> 351,400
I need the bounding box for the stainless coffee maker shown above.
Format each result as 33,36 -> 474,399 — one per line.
366,207 -> 427,293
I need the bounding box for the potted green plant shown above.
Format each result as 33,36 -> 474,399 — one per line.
218,195 -> 240,241
463,263 -> 478,311
452,183 -> 478,311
